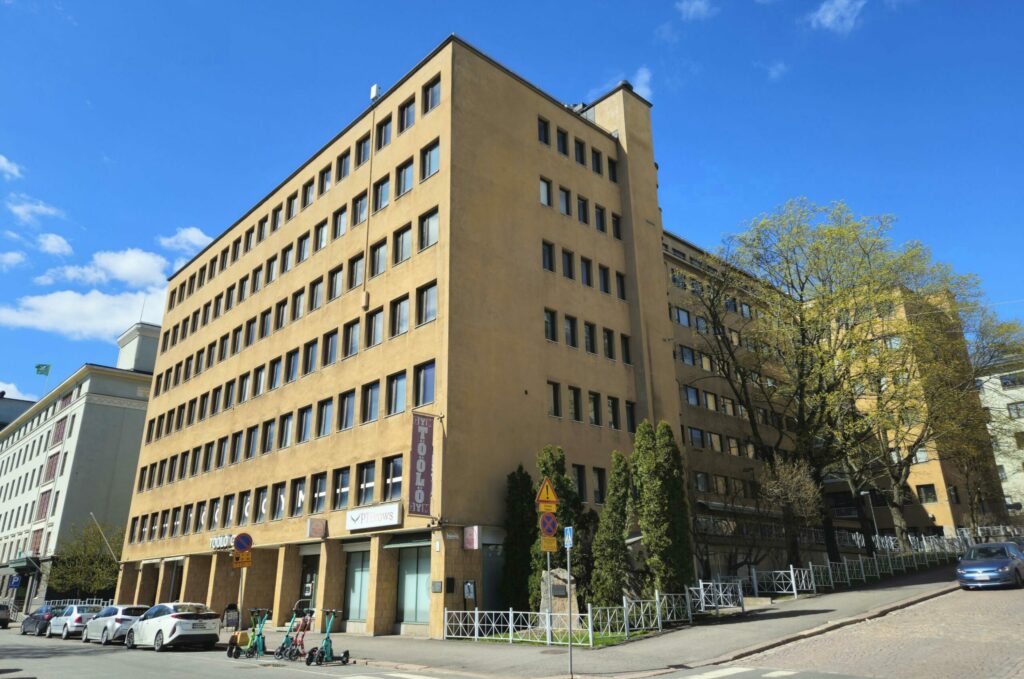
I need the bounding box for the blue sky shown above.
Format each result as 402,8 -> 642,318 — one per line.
1,0 -> 1022,400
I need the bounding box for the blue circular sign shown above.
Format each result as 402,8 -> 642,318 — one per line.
233,533 -> 254,552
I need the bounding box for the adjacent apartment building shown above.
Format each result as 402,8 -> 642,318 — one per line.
116,36 -> 678,638
0,323 -> 158,606
977,358 -> 1024,518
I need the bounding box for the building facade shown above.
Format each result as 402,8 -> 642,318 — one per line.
116,36 -> 678,638
977,360 -> 1024,517
0,394 -> 33,432
0,323 -> 157,607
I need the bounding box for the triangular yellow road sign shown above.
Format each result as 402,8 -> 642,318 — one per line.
536,477 -> 559,504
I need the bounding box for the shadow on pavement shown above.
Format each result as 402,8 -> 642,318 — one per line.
702,608 -> 836,624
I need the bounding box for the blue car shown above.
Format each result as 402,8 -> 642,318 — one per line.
956,542 -> 1024,589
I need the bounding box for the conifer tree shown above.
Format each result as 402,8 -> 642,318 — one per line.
590,450 -> 631,606
528,445 -> 584,609
502,465 -> 537,610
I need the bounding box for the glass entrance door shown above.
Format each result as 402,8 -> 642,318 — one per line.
344,551 -> 369,621
300,554 -> 320,604
396,546 -> 430,624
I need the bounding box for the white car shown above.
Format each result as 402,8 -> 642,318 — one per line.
125,602 -> 220,651
48,605 -> 103,640
82,604 -> 149,644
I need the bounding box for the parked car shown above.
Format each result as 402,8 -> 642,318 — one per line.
19,605 -> 59,636
49,604 -> 104,639
0,603 -> 10,629
956,542 -> 1024,589
82,605 -> 149,645
125,602 -> 220,651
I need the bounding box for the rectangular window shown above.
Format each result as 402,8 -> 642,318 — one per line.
1009,402 -> 1024,419
621,335 -> 632,364
591,149 -> 603,174
616,272 -> 627,300
344,319 -> 360,357
917,484 -> 938,504
245,425 -> 258,459
577,196 -> 589,225
376,115 -> 392,149
688,427 -> 704,449
608,159 -> 618,182
573,464 -> 586,500
357,462 -> 375,505
222,496 -> 234,529
349,253 -> 364,289
238,490 -> 251,525
574,138 -> 586,165
311,473 -> 327,513
537,117 -> 550,145
542,241 -> 555,271
332,467 -> 350,509
316,398 -> 334,438
547,381 -> 562,417
290,477 -> 306,517
286,193 -> 298,220
396,159 -> 414,196
279,412 -> 293,449
580,258 -> 592,286
361,381 -> 380,423
584,322 -> 596,354
354,192 -> 368,224
389,228 -> 412,269
423,76 -> 441,113
285,349 -> 299,382
595,206 -> 606,233
626,401 -> 636,433
588,391 -> 602,425
419,209 -> 439,249
417,281 -> 438,325
356,134 -> 371,166
415,361 -> 436,406
421,140 -> 440,179
328,266 -> 344,301
373,175 -> 390,211
599,266 -> 610,293
318,165 -> 332,195
391,295 -> 410,336
338,390 -> 356,430
314,221 -> 328,251
336,150 -> 350,180
562,249 -> 575,279
612,213 -> 622,239
367,308 -> 384,347
333,206 -> 348,239
370,240 -> 387,276
399,97 -> 416,132
281,244 -> 294,273
384,455 -> 403,501
323,330 -> 338,366
544,309 -> 558,341
559,187 -> 571,215
564,315 -> 578,348
556,128 -> 568,155
254,487 -> 268,523
540,178 -> 552,206
297,405 -> 312,443
568,386 -> 582,422
603,328 -> 615,359
302,179 -> 314,208
271,482 -> 286,520
309,278 -> 323,311
384,371 -> 408,417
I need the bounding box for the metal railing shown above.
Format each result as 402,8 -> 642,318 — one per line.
43,598 -> 112,609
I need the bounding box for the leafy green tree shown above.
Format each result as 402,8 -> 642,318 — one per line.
632,421 -> 695,594
502,465 -> 537,610
47,523 -> 122,598
590,451 -> 631,605
528,445 -> 584,610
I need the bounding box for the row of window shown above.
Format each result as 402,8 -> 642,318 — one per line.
138,361 -> 435,496
154,206 -> 440,399
0,487 -> 59,539
165,74 -> 442,314
0,451 -> 64,507
542,309 -> 632,364
536,116 -> 619,182
669,269 -> 754,320
0,384 -> 80,457
161,147 -> 441,357
571,463 -> 608,505
539,178 -> 623,240
541,241 -> 627,299
147,281 -> 437,445
1,526 -> 50,564
129,453 -> 407,544
682,385 -> 779,428
693,471 -> 758,499
1009,402 -> 1024,419
545,381 -> 636,432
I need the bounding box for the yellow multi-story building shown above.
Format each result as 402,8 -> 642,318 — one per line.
116,36 -> 680,637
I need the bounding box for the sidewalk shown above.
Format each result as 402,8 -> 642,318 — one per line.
223,567 -> 956,679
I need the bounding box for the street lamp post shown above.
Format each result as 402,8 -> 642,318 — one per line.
860,490 -> 881,550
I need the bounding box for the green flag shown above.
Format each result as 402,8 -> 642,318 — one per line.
35,364 -> 51,376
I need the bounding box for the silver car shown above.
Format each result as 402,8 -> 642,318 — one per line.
82,605 -> 149,645
48,605 -> 103,639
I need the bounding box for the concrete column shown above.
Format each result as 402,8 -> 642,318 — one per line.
240,548 -> 277,626
272,544 -> 302,626
180,554 -> 212,603
314,540 -> 345,632
114,563 -> 139,604
366,535 -> 398,636
207,552 -> 240,623
134,562 -> 159,606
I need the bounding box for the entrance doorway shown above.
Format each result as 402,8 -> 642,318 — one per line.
396,546 -> 430,624
299,554 -> 319,606
344,550 -> 370,621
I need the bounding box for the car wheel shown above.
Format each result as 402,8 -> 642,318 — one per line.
100,628 -> 110,646
1016,571 -> 1023,589
82,628 -> 89,643
44,623 -> 52,638
125,630 -> 136,649
20,623 -> 27,635
153,631 -> 165,652
62,625 -> 70,641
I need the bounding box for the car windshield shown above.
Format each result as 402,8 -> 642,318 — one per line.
123,607 -> 148,616
80,606 -> 103,613
172,604 -> 213,614
966,545 -> 1008,560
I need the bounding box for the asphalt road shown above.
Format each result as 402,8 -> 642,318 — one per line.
0,630 -> 458,679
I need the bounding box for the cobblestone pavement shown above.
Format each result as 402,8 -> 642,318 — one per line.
737,587 -> 1024,679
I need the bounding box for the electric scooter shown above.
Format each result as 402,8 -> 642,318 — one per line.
245,608 -> 272,659
227,615 -> 257,659
290,608 -> 314,661
273,603 -> 306,660
306,609 -> 348,666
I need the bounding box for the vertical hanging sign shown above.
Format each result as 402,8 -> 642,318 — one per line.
408,413 -> 434,516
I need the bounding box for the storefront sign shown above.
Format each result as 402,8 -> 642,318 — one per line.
345,501 -> 402,531
210,534 -> 234,550
408,413 -> 434,516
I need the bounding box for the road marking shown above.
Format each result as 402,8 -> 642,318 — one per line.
762,672 -> 798,678
686,669 -> 755,679
387,674 -> 436,679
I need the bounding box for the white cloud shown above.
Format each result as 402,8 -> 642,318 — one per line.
4,229 -> 27,244
808,0 -> 867,34
0,251 -> 26,271
35,248 -> 169,289
0,286 -> 166,342
632,66 -> 654,101
0,381 -> 37,401
0,154 -> 23,180
676,0 -> 718,21
758,60 -> 789,80
5,193 -> 64,224
37,233 -> 72,256
158,226 -> 212,254
654,21 -> 680,43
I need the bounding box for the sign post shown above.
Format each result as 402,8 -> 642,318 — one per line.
233,533 -> 253,629
565,526 -> 574,678
536,477 -> 559,619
